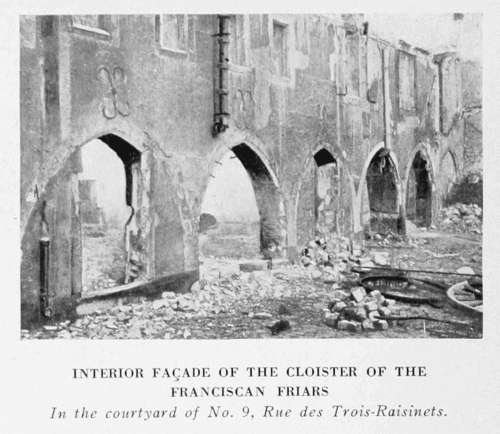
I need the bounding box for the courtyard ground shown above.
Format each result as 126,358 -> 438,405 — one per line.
22,223 -> 482,340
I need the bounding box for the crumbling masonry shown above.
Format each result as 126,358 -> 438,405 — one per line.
20,14 -> 482,326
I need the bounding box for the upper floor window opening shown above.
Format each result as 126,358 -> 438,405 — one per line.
71,15 -> 111,38
398,50 -> 417,113
273,20 -> 289,77
156,14 -> 189,53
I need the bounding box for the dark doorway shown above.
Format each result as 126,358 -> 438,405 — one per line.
365,149 -> 400,234
313,149 -> 339,236
406,151 -> 432,227
78,135 -> 141,293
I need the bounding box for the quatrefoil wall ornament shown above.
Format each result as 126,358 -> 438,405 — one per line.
97,65 -> 130,119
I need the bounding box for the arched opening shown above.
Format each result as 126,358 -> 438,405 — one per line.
78,135 -> 141,292
199,143 -> 283,261
296,147 -> 350,247
406,151 -> 432,227
313,149 -> 340,236
439,151 -> 457,203
365,149 -> 400,234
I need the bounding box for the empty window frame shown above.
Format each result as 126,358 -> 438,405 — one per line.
346,33 -> 360,95
157,14 -> 189,52
398,50 -> 416,112
71,15 -> 110,36
273,21 -> 288,76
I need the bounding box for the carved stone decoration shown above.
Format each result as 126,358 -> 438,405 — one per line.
97,65 -> 130,119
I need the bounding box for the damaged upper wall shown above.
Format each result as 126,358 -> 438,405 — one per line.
20,14 -> 448,230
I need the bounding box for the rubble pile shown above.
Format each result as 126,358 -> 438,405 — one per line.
438,203 -> 482,234
22,266 -> 330,339
299,236 -> 394,278
365,231 -> 406,246
322,286 -> 396,332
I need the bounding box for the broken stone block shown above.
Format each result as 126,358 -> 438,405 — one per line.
350,286 -> 366,303
332,301 -> 347,312
343,307 -> 367,322
362,319 -> 375,330
359,258 -> 375,268
301,256 -> 312,267
311,269 -> 323,279
355,307 -> 367,321
372,252 -> 390,266
364,301 -> 379,312
368,311 -> 380,321
337,320 -> 362,332
456,266 -> 475,275
378,307 -> 391,318
251,312 -> 273,320
383,298 -> 396,307
324,312 -> 340,328
190,281 -> 201,293
374,319 -> 389,330
331,289 -> 349,300
370,289 -> 382,300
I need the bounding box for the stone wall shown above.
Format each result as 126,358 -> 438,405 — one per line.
20,14 -> 477,325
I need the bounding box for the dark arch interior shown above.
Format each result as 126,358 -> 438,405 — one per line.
406,151 -> 432,227
313,148 -> 339,235
231,143 -> 283,254
314,148 -> 336,167
77,135 -> 143,292
366,149 -> 400,234
99,134 -> 141,206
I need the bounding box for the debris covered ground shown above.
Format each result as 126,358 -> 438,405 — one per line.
23,218 -> 482,339
437,203 -> 482,235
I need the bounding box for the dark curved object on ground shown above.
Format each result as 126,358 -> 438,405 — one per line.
447,281 -> 483,317
359,274 -> 445,308
266,319 -> 291,335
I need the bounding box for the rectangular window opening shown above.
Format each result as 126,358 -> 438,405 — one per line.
157,14 -> 189,53
71,15 -> 110,37
273,21 -> 288,77
398,51 -> 417,113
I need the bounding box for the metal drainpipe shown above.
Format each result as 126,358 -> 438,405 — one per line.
39,200 -> 52,318
212,15 -> 230,136
382,46 -> 391,150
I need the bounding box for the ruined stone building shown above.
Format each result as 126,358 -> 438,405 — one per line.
20,14 -> 482,326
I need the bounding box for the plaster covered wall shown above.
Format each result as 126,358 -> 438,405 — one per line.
20,14 -> 475,325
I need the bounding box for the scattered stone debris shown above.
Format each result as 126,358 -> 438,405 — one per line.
322,286 -> 396,332
22,229 -> 482,340
438,203 -> 482,234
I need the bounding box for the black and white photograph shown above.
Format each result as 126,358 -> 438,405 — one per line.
19,13 -> 483,339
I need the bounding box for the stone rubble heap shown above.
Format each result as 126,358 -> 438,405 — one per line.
439,203 -> 482,234
22,266 -> 329,339
299,236 -> 393,277
322,286 -> 396,332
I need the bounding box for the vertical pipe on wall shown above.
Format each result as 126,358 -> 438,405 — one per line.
382,47 -> 392,149
212,15 -> 231,136
39,201 -> 52,318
